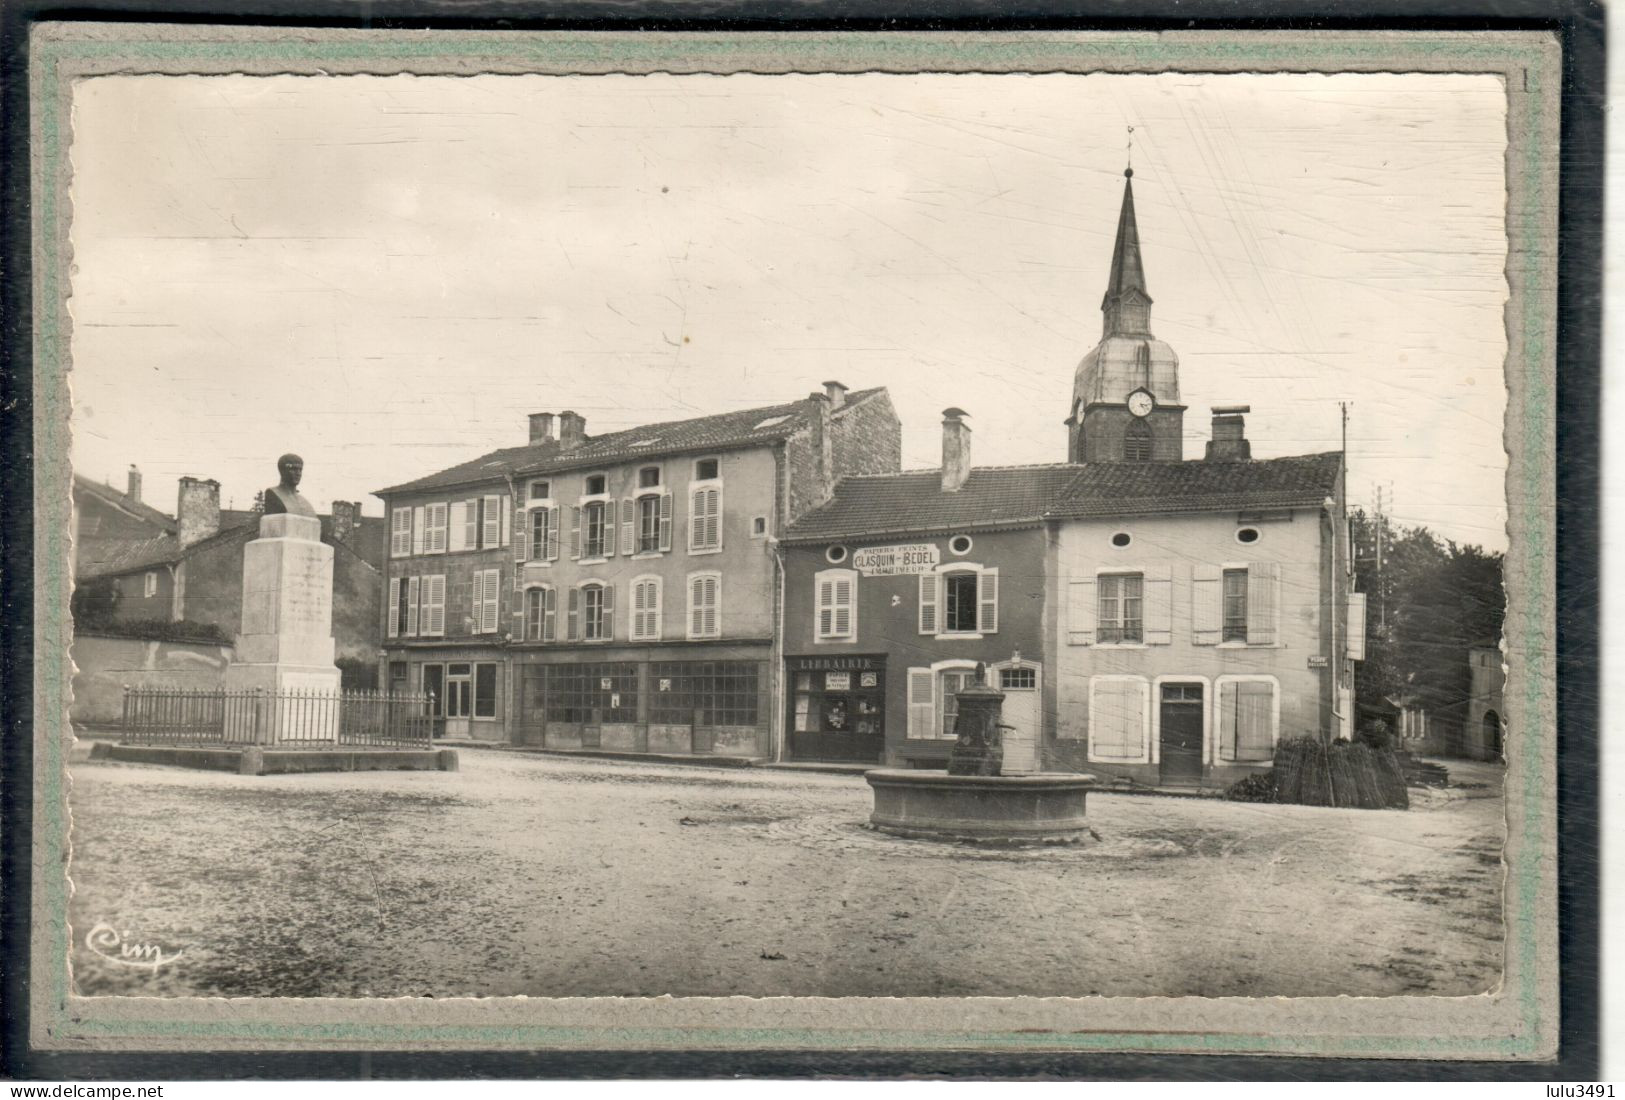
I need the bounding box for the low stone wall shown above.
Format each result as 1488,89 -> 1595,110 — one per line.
70,634 -> 234,730
89,741 -> 458,776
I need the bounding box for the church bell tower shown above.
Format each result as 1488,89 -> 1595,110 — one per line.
1066,167 -> 1185,463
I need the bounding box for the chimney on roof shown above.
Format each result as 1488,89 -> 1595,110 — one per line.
822,380 -> 848,410
176,476 -> 221,548
1205,405 -> 1252,463
941,407 -> 972,493
558,411 -> 586,451
127,464 -> 142,503
330,500 -> 358,544
528,412 -> 555,446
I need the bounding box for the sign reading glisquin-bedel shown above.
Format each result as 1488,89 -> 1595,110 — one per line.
850,543 -> 939,576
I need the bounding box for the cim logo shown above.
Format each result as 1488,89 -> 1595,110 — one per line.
83,921 -> 184,971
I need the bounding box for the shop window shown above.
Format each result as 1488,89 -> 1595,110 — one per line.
473,663 -> 498,719
652,661 -> 760,727
544,663 -> 638,724
792,666 -> 882,739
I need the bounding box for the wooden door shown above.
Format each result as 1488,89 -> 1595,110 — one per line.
997,665 -> 1041,775
1158,682 -> 1204,785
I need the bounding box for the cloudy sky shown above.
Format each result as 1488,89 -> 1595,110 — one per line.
68,71 -> 1509,548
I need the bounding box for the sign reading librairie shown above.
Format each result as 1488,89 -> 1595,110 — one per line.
851,543 -> 939,576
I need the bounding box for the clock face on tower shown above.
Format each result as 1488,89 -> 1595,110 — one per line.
1127,389 -> 1155,418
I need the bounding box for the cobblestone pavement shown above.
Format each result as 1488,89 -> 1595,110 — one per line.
66,749 -> 1507,999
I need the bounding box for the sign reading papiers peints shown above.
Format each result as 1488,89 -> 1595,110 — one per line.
851,543 -> 939,577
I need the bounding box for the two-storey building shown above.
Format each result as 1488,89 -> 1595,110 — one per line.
374,383 -> 900,754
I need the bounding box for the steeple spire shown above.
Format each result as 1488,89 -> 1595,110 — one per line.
1100,166 -> 1153,338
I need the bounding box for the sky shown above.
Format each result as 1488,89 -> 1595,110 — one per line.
67,72 -> 1509,549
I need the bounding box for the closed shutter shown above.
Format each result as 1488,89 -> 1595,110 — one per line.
977,568 -> 999,634
1347,592 -> 1368,661
705,576 -> 719,636
407,576 -> 421,637
411,506 -> 425,555
601,583 -> 615,640
483,569 -> 501,634
567,586 -> 579,640
424,575 -> 446,636
449,501 -> 468,552
482,495 -> 501,549
462,499 -> 478,551
514,504 -> 528,562
690,576 -> 705,637
658,492 -> 673,551
1247,562 -> 1280,645
542,587 -> 557,642
470,572 -> 484,634
1143,564 -> 1173,644
1067,577 -> 1096,645
1192,564 -> 1223,645
817,577 -> 834,638
906,668 -> 935,739
833,574 -> 853,638
423,504 -> 446,553
649,579 -> 663,638
918,573 -> 940,634
620,499 -> 635,555
710,485 -> 724,550
387,578 -> 401,637
1089,679 -> 1148,762
391,508 -> 411,557
1219,680 -> 1276,762
569,506 -> 581,560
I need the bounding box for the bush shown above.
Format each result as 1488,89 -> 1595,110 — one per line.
337,657 -> 379,691
75,618 -> 233,645
1225,771 -> 1277,803
1356,717 -> 1395,752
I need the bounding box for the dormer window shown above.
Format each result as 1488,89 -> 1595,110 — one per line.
584,474 -> 607,496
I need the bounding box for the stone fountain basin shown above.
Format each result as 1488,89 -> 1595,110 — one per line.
864,768 -> 1097,846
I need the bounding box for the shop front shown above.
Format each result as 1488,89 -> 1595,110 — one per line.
786,654 -> 887,763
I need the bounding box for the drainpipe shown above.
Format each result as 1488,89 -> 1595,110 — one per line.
769,532 -> 787,764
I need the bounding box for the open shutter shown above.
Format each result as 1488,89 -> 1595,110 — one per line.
569,506 -> 581,560
977,568 -> 999,634
633,581 -> 648,639
918,573 -> 940,635
480,495 -> 500,549
817,577 -> 834,638
711,485 -> 724,550
1247,562 -> 1280,645
486,570 -> 502,634
600,503 -> 616,557
411,506 -> 425,555
500,496 -> 511,546
566,587 -> 579,641
426,575 -> 446,636
658,492 -> 673,552
1347,592 -> 1368,661
1192,565 -> 1223,645
514,504 -> 527,562
1143,564 -> 1173,645
833,575 -> 853,638
448,501 -> 467,552
407,576 -> 421,637
620,499 -> 635,555
469,571 -> 484,635
906,669 -> 935,739
705,577 -> 719,636
463,499 -> 478,551
546,505 -> 560,561
543,587 -> 557,642
601,583 -> 615,641
1067,576 -> 1096,645
387,578 -> 401,637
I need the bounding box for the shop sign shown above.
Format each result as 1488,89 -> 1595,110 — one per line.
788,655 -> 881,672
851,543 -> 939,576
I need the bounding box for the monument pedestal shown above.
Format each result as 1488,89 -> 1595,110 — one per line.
222,513 -> 342,740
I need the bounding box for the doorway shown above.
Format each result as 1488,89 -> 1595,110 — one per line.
443,662 -> 472,737
996,663 -> 1042,775
1158,682 -> 1205,786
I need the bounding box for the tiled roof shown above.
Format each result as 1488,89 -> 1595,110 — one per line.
376,389 -> 885,496
783,465 -> 1083,542
72,475 -> 176,533
1047,452 -> 1343,518
78,534 -> 183,579
80,511 -> 389,578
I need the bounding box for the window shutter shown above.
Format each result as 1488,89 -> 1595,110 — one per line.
469,571 -> 484,635
1192,565 -> 1223,645
650,579 -> 663,639
658,492 -> 673,551
620,499 -> 635,555
598,502 -> 614,558
543,587 -> 557,642
705,576 -> 719,637
601,583 -> 615,641
485,569 -> 501,634
1067,577 -> 1096,645
834,576 -> 853,638
690,576 -> 704,637
390,508 -> 409,556
482,495 -> 501,549
407,576 -> 421,636
426,575 -> 446,636
387,578 -> 401,637
448,502 -> 467,552
977,568 -> 999,634
711,485 -> 724,550
907,669 -> 935,739
1247,562 -> 1280,645
570,506 -> 581,560
1089,679 -> 1149,762
817,578 -> 834,638
918,573 -> 939,635
513,503 -> 527,562
411,506 -> 425,555
1347,592 -> 1368,661
1143,564 -> 1173,645
566,586 -> 579,641
546,505 -> 561,561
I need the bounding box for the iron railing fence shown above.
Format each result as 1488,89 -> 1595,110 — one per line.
120,687 -> 433,749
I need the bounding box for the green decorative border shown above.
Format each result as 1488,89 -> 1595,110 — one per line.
30,28 -> 1560,1058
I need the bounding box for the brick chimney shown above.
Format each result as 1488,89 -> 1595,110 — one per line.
1205,405 -> 1252,463
176,476 -> 221,547
528,412 -> 555,446
558,410 -> 586,451
941,407 -> 972,493
126,464 -> 142,503
822,380 -> 848,411
330,500 -> 358,544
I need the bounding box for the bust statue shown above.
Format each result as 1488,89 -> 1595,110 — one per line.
261,453 -> 317,518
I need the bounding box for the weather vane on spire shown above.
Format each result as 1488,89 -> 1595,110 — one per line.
1125,125 -> 1135,177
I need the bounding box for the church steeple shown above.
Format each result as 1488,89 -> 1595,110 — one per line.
1101,168 -> 1153,338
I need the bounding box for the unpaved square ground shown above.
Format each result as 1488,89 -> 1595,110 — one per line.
65,748 -> 1506,998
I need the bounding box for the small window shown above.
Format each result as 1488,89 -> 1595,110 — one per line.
752,516 -> 768,537
1223,568 -> 1249,643
1236,527 -> 1261,544
949,535 -> 973,556
826,545 -> 848,564
638,466 -> 661,489
1000,667 -> 1036,691
1098,573 -> 1144,644
1111,531 -> 1132,548
143,571 -> 158,598
584,474 -> 607,496
695,457 -> 720,481
529,480 -> 550,500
